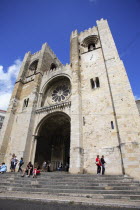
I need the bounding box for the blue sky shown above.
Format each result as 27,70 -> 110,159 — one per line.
0,0 -> 140,110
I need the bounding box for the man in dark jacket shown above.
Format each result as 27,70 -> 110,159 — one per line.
101,155 -> 106,175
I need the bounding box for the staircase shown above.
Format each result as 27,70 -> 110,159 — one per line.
1,172 -> 140,201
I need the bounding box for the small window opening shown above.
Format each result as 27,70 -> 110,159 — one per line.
50,63 -> 57,70
96,77 -> 100,88
83,117 -> 86,126
88,43 -> 95,51
23,98 -> 29,108
111,121 -> 114,129
90,78 -> 95,89
29,60 -> 38,71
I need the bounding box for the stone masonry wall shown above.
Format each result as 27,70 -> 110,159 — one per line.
79,28 -> 122,174
97,19 -> 140,179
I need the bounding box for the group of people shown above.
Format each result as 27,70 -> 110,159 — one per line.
42,161 -> 51,172
21,161 -> 40,178
10,154 -> 40,178
10,154 -> 24,172
95,155 -> 106,175
2,153 -> 106,176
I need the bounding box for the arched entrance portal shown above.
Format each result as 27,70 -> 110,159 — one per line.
35,112 -> 70,171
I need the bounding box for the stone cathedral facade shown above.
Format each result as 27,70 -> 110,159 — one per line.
0,19 -> 140,179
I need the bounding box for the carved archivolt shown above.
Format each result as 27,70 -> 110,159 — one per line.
41,77 -> 71,107
81,35 -> 98,48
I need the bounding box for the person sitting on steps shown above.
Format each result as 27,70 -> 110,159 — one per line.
33,166 -> 41,178
0,163 -> 7,174
21,161 -> 33,177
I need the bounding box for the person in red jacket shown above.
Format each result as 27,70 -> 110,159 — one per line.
95,155 -> 102,174
33,166 -> 40,178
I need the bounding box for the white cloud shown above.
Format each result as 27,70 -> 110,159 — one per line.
135,95 -> 140,100
0,59 -> 22,110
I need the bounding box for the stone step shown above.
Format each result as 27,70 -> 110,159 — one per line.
0,175 -> 134,181
1,179 -> 137,185
1,173 -> 133,179
55,193 -> 140,201
1,189 -> 140,202
1,173 -> 140,201
5,172 -> 126,176
46,192 -> 140,201
3,187 -> 140,195
1,175 -> 133,180
0,181 -> 138,187
1,182 -> 140,190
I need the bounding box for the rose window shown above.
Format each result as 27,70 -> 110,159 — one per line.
52,85 -> 70,102
46,79 -> 71,105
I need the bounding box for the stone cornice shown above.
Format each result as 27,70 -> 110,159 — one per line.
35,101 -> 71,114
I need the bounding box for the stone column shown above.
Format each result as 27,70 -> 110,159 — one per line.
30,137 -> 37,163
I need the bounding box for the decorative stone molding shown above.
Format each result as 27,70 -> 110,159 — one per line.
36,101 -> 71,114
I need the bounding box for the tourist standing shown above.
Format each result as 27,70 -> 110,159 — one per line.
95,155 -> 102,175
42,161 -> 47,171
14,156 -> 18,171
101,155 -> 106,175
18,157 -> 24,172
10,154 -> 16,172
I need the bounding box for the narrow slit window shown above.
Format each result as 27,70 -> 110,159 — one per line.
90,78 -> 95,89
23,98 -> 29,108
83,117 -> 85,126
111,121 -> 114,129
96,77 -> 100,88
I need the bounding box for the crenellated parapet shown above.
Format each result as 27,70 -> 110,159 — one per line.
47,63 -> 70,74
31,50 -> 41,57
79,26 -> 98,40
70,30 -> 78,40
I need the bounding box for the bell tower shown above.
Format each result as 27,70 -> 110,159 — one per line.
0,43 -> 62,168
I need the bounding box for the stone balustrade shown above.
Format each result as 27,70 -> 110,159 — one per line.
36,101 -> 71,114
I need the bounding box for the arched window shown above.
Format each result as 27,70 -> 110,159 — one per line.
88,43 -> 95,51
29,60 -> 38,71
82,35 -> 98,52
50,63 -> 57,70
